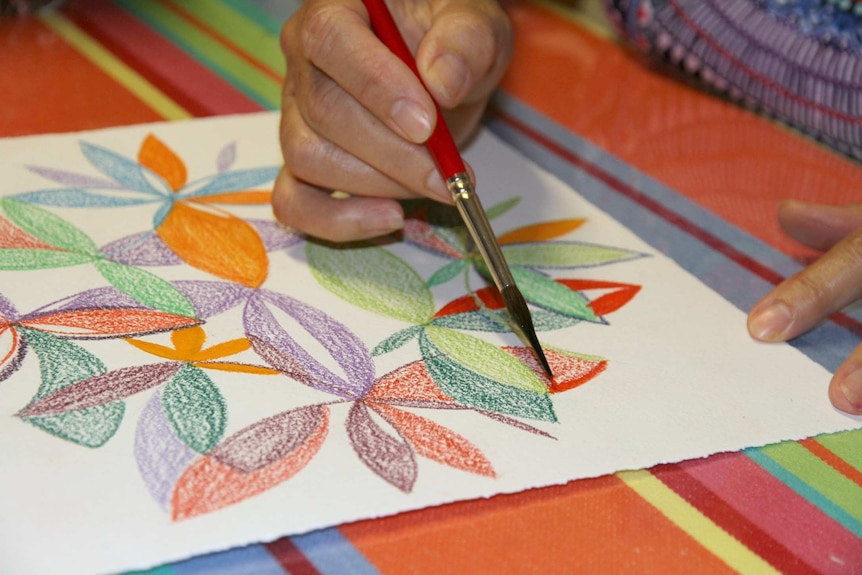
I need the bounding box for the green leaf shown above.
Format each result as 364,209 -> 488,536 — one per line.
511,267 -> 597,322
95,260 -> 196,317
307,240 -> 434,323
162,364 -> 226,454
484,197 -> 521,220
372,326 -> 423,357
502,242 -> 641,268
1,198 -> 98,253
420,332 -> 556,422
425,325 -> 546,394
431,310 -> 508,332
20,329 -> 123,447
0,249 -> 95,270
426,259 -> 467,287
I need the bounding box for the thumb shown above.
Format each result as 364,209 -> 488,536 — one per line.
778,200 -> 862,252
415,0 -> 513,109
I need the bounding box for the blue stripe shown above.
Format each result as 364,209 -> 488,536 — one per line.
745,447 -> 862,537
290,528 -> 380,575
170,543 -> 287,575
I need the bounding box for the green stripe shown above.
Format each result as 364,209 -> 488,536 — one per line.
115,0 -> 281,109
167,0 -> 285,75
745,447 -> 862,537
815,428 -> 862,471
220,0 -> 286,35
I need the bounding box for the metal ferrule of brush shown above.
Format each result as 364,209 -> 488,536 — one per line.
446,172 -> 515,292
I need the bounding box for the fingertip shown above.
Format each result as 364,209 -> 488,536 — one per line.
747,299 -> 794,342
425,52 -> 470,107
829,369 -> 862,415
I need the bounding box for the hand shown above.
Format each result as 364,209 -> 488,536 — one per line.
748,200 -> 862,415
274,0 -> 513,242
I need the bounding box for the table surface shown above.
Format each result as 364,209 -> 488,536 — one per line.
2,1 -> 861,574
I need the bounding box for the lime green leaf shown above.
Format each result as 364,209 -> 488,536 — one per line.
426,259 -> 467,287
1,198 -> 97,253
307,240 -> 434,323
425,325 -> 546,394
502,242 -> 641,268
95,260 -> 196,317
511,268 -> 597,322
0,249 -> 95,270
162,364 -> 226,454
485,197 -> 521,220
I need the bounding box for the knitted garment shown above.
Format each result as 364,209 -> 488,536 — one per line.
605,0 -> 862,161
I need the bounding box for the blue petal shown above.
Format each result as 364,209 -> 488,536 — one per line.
182,167 -> 279,198
79,142 -> 163,196
11,189 -> 158,208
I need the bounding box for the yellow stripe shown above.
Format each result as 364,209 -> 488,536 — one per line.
39,12 -> 192,121
617,470 -> 781,575
527,0 -> 616,39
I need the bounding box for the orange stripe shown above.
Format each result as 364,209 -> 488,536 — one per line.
800,438 -> 862,490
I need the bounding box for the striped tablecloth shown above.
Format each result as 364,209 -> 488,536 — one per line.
1,1 -> 860,573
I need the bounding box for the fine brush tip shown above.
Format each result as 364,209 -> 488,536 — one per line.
500,285 -> 554,379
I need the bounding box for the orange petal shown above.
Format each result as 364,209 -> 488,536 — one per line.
190,338 -> 251,362
171,325 -> 206,357
126,338 -> 185,361
138,134 -> 187,192
191,191 -> 272,205
157,202 -> 268,288
498,218 -> 585,244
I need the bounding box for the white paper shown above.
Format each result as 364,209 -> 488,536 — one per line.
0,112 -> 857,575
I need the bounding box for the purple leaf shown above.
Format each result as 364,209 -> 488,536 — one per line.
27,165 -> 133,189
249,220 -> 304,252
209,404 -> 328,473
174,281 -> 250,319
28,287 -> 144,316
476,409 -> 557,439
347,402 -> 416,493
18,362 -> 182,417
100,232 -> 183,266
0,292 -> 18,320
216,142 -> 236,173
0,333 -> 27,384
247,335 -> 319,389
135,390 -> 198,510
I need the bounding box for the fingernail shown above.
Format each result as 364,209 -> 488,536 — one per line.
391,99 -> 432,143
749,300 -> 793,341
426,169 -> 451,202
427,53 -> 469,103
840,369 -> 862,411
360,206 -> 404,235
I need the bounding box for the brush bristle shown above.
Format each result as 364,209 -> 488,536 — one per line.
500,286 -> 553,378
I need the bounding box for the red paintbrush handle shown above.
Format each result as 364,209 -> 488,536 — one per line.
361,0 -> 467,180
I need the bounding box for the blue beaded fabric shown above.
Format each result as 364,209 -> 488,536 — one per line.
605,0 -> 862,161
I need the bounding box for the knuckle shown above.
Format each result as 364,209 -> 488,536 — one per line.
303,73 -> 343,129
791,271 -> 831,315
300,2 -> 341,63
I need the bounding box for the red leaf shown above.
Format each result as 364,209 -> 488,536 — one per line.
556,279 -> 641,317
503,346 -> 608,394
371,403 -> 495,477
434,287 -> 504,318
365,360 -> 453,404
0,216 -> 56,250
19,309 -> 200,338
402,219 -> 463,259
171,407 -> 329,521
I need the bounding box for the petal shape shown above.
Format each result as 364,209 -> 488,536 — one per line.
95,260 -> 197,317
191,191 -> 271,205
183,167 -> 279,199
426,258 -> 467,287
402,218 -> 464,259
157,202 -> 268,288
138,134 -> 187,192
100,231 -> 183,266
511,267 -> 597,322
170,325 -> 206,357
162,365 -> 226,454
503,346 -> 608,394
171,407 -> 328,520
498,219 -> 585,244
347,402 -> 416,493
216,142 -> 236,173
371,403 -> 495,477
19,308 -> 200,339
502,241 -> 642,269
173,280 -> 251,319
0,249 -> 93,271
0,216 -> 58,249
484,197 -> 521,220
366,360 -> 453,404
80,141 -> 162,194
0,325 -> 26,383
11,189 -> 156,208
27,165 -> 133,189
371,326 -> 423,357
1,198 -> 97,253
307,240 -> 434,323
557,279 -> 642,317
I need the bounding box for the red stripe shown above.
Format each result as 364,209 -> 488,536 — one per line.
493,108 -> 862,339
61,0 -> 263,117
653,462 -> 820,575
800,438 -> 862,489
265,537 -> 322,575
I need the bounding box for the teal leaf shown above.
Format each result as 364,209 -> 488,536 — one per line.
426,258 -> 467,287
425,325 -> 547,394
484,197 -> 521,220
372,326 -> 423,357
419,332 -> 556,422
95,260 -> 196,317
502,241 -> 642,269
0,249 -> 95,270
431,310 -> 508,332
1,198 -> 98,253
307,240 -> 434,323
162,364 -> 226,454
20,329 -> 123,447
511,267 -> 598,322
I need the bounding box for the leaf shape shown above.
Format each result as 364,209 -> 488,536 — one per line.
1,198 -> 97,253
18,361 -> 181,417
484,197 -> 520,220
371,403 -> 494,477
210,404 -> 327,472
420,332 -> 556,422
434,287 -> 504,318
431,310 -> 508,332
171,407 -> 328,520
498,219 -> 585,244
402,218 -> 464,259
347,402 -> 416,492
504,346 -> 607,394
19,308 -> 200,338
502,241 -> 642,269
27,165 -> 133,189
511,267 -> 597,322
366,360 -> 453,404
18,329 -> 123,447
157,202 -> 268,288
183,167 -> 279,198
307,240 -> 434,323
425,325 -> 546,394
371,326 -> 422,357
0,215 -> 56,249
216,142 -> 236,173
162,365 -> 226,454
0,249 -> 94,270
557,279 -> 642,316
80,141 -> 162,194
95,260 -> 197,317
138,134 -> 187,192
0,324 -> 26,383
100,231 -> 183,266
426,258 -> 467,287
11,189 -> 157,208
174,280 -> 251,319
